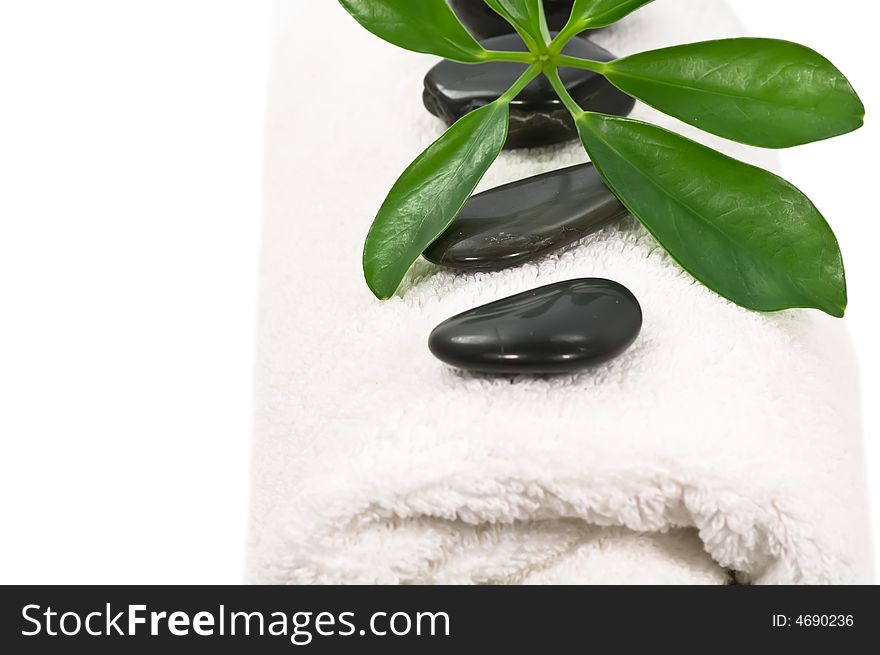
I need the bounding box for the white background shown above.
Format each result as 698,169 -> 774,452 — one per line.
0,0 -> 876,583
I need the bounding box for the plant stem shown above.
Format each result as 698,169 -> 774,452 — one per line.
500,64 -> 542,103
548,18 -> 585,56
556,54 -> 609,74
545,68 -> 584,117
483,50 -> 536,64
536,1 -> 552,45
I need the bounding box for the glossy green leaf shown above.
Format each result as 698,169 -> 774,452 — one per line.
566,0 -> 655,30
338,0 -> 488,63
576,112 -> 846,316
363,102 -> 509,300
603,39 -> 865,148
483,0 -> 550,47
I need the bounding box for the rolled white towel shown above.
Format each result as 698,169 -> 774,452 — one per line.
248,0 -> 872,584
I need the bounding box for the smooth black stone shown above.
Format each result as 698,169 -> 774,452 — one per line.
423,34 -> 635,149
450,0 -> 577,40
429,279 -> 642,374
423,163 -> 627,271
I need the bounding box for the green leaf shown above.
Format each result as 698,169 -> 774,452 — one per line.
576,112 -> 846,316
603,39 -> 865,149
363,102 -> 509,300
566,0 -> 655,30
483,0 -> 550,47
338,0 -> 488,63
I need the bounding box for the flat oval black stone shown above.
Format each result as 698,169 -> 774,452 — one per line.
429,279 -> 642,374
450,0 -> 577,40
423,163 -> 627,271
423,34 -> 635,149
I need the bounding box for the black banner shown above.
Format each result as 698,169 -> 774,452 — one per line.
2,586 -> 876,652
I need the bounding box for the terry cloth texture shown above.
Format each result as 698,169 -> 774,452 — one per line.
248,0 -> 873,584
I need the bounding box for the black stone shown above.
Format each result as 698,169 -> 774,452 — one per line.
423,34 -> 635,149
423,163 -> 627,271
429,279 -> 642,374
450,0 -> 578,40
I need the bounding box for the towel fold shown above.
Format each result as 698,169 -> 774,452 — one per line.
248,0 -> 872,584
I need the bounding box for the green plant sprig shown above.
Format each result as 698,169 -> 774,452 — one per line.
340,0 -> 864,317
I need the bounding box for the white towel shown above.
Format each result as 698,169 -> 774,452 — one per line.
248,0 -> 872,584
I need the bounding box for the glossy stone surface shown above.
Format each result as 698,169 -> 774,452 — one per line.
429,279 -> 642,374
423,163 -> 627,271
450,0 -> 577,39
423,34 -> 635,149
